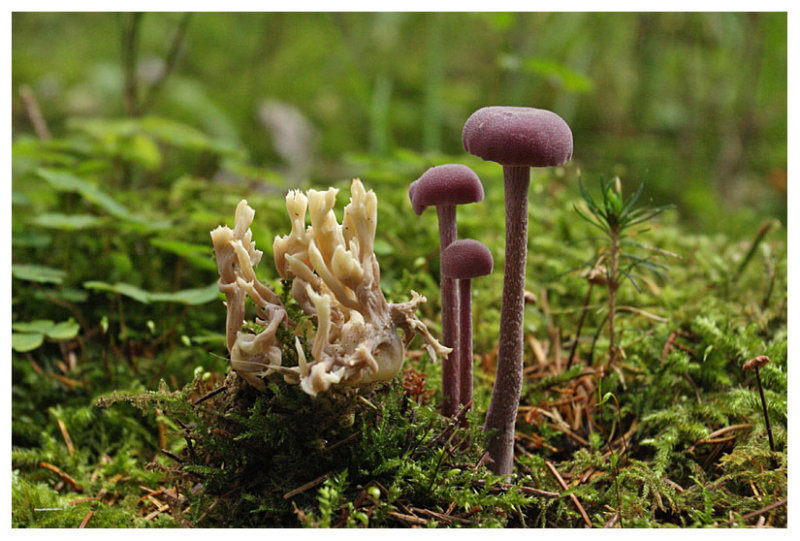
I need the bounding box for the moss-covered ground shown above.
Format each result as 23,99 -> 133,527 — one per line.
11,116 -> 786,527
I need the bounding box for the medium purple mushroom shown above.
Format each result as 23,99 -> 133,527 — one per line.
409,164 -> 484,417
462,106 -> 573,475
441,239 -> 493,423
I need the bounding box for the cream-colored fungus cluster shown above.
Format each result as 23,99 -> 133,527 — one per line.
211,179 -> 449,396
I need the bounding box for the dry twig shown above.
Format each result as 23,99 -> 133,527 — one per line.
545,460 -> 592,528
57,418 -> 75,456
726,499 -> 787,527
39,461 -> 82,492
283,472 -> 331,500
18,84 -> 51,140
78,510 -> 94,528
603,513 -> 619,528
387,511 -> 428,526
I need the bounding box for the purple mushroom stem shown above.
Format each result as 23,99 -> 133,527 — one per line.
442,239 -> 494,428
462,106 -> 573,475
409,165 -> 485,418
483,166 -> 529,472
436,204 -> 460,415
457,277 -> 473,416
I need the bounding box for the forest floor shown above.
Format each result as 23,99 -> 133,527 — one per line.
11,116 -> 787,527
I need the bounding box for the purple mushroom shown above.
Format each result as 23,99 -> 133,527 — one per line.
441,239 -> 494,423
462,106 -> 573,475
409,164 -> 484,417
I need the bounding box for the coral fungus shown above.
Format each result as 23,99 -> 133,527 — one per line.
211,179 -> 449,396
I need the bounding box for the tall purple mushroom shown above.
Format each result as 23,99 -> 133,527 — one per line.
441,239 -> 493,423
462,106 -> 573,475
409,164 -> 484,416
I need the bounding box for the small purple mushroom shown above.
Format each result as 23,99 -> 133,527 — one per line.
441,239 -> 493,423
409,164 -> 484,417
462,106 -> 573,475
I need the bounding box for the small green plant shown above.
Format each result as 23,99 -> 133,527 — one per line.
573,176 -> 673,364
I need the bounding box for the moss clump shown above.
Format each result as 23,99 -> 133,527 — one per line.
99,368 -> 558,527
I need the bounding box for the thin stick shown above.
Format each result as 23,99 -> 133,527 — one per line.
283,472 -> 330,499
78,509 -> 94,528
57,418 -> 75,456
566,283 -> 594,369
545,460 -> 592,527
607,226 -> 620,364
761,258 -> 776,310
734,220 -> 777,282
156,408 -> 167,450
40,461 -> 83,493
661,331 -> 676,361
754,367 -> 776,453
160,449 -> 183,463
664,478 -> 684,493
704,423 -> 753,441
192,384 -> 228,405
322,432 -> 360,453
387,511 -> 428,526
726,498 -> 787,526
121,13 -> 143,116
139,13 -> 193,113
19,85 -> 51,140
520,486 -> 560,499
411,507 -> 474,525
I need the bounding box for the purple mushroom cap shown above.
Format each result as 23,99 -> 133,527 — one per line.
462,106 -> 573,168
408,164 -> 485,215
441,239 -> 494,280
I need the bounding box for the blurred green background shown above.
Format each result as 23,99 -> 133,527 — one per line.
12,12 -> 786,236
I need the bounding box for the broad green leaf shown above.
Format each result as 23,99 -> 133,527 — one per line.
12,231 -> 52,248
83,281 -> 219,305
37,168 -> 132,219
12,332 -> 44,352
12,264 -> 66,284
138,117 -> 240,157
35,169 -> 170,230
189,333 -> 226,345
12,319 -> 80,341
148,283 -> 220,305
12,137 -> 79,167
53,288 -> 90,303
120,219 -> 171,232
12,320 -> 56,333
83,281 -> 152,304
31,287 -> 89,304
67,117 -> 138,139
33,213 -> 106,230
121,134 -> 163,170
45,320 -> 81,341
68,115 -> 243,159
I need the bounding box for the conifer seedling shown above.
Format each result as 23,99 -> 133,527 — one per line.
573,177 -> 673,365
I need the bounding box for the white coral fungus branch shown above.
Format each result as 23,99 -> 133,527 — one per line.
212,179 -> 450,396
